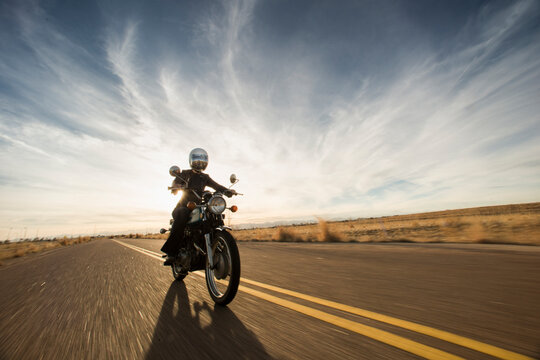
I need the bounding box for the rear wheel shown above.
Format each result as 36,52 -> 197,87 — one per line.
205,230 -> 241,306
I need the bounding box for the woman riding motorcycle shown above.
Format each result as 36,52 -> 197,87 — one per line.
162,148 -> 236,265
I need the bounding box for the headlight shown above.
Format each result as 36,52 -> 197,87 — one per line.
208,195 -> 226,214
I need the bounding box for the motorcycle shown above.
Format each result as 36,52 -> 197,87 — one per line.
160,168 -> 242,306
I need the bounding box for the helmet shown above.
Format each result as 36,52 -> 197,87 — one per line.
189,148 -> 208,171
169,165 -> 181,177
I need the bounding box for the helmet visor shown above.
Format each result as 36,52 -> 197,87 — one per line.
189,148 -> 209,171
190,154 -> 208,170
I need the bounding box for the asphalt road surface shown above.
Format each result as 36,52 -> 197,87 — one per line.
1,238 -> 539,360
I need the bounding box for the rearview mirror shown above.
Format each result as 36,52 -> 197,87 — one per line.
230,174 -> 238,184
169,165 -> 181,177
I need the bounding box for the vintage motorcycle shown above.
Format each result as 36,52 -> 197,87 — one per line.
160,167 -> 242,306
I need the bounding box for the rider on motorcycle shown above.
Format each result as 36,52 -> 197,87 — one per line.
162,148 -> 236,265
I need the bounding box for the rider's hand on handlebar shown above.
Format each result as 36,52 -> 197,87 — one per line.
224,189 -> 238,197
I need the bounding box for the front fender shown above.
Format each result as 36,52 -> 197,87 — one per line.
215,226 -> 232,231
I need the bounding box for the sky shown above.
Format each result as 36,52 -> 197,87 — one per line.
1,0 -> 540,239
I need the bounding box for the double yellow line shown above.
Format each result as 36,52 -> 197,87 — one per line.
114,240 -> 532,360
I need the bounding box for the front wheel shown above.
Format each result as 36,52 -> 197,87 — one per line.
205,230 -> 241,306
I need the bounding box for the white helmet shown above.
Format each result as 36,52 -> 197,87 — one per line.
189,148 -> 208,171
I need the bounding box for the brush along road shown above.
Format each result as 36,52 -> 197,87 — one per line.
0,238 -> 539,359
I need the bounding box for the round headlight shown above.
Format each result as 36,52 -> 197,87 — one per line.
208,196 -> 226,214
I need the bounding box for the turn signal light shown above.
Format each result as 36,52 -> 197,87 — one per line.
187,201 -> 197,210
230,205 -> 238,213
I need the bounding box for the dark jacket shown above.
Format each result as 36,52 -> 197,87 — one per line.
173,169 -> 228,207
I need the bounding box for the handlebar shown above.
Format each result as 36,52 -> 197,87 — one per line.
170,170 -> 242,195
167,186 -> 242,196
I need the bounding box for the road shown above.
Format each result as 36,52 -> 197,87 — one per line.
0,238 -> 539,359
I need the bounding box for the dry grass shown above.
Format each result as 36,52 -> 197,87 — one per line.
115,233 -> 164,240
233,217 -> 348,243
0,236 -> 96,264
317,218 -> 343,242
232,202 -> 540,245
23,203 -> 535,252
275,227 -> 305,242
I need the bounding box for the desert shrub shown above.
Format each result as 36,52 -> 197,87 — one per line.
467,222 -> 488,243
14,248 -> 26,257
318,218 -> 343,242
276,227 -> 303,242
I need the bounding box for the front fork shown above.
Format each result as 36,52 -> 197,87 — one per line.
205,233 -> 214,269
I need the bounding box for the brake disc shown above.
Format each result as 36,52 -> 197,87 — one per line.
213,252 -> 230,280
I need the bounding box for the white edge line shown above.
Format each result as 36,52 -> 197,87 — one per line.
113,240 -> 205,277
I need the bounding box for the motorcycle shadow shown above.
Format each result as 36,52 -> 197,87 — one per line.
145,281 -> 272,360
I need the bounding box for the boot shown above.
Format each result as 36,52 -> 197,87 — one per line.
163,254 -> 175,266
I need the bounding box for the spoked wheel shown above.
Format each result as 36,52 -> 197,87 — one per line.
172,261 -> 187,281
205,230 -> 241,306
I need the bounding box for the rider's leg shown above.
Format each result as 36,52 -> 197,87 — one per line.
161,207 -> 191,255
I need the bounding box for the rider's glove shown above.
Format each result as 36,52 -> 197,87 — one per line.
224,190 -> 236,198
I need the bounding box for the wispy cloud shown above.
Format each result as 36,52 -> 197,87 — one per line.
0,0 -> 539,238
154,0 -> 540,221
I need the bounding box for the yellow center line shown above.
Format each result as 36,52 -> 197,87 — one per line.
114,240 -> 533,360
114,241 -> 461,360
240,278 -> 533,360
238,284 -> 463,360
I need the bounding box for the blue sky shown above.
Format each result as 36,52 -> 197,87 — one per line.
1,0 -> 539,238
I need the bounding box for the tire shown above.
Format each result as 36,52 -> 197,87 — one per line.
171,261 -> 187,282
205,230 -> 241,306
